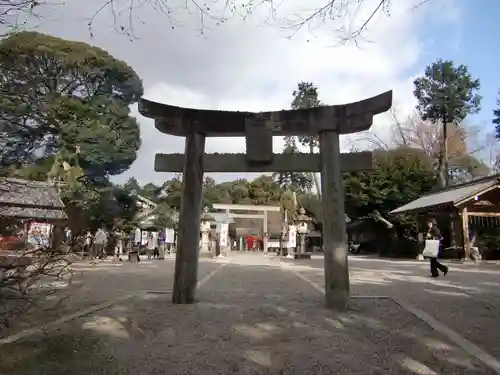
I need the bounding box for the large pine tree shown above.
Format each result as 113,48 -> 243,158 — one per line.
291,81 -> 322,196
413,59 -> 481,187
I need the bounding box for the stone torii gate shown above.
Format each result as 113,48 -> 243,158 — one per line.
139,90 -> 392,310
211,203 -> 281,253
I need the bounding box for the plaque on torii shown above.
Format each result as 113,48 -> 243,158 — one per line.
139,90 -> 392,310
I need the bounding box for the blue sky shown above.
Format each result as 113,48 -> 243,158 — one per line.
417,0 -> 499,128
39,0 -> 493,184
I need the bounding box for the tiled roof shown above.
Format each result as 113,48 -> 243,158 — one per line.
390,176 -> 499,214
0,178 -> 67,220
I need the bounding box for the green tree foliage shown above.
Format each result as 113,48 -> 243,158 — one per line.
48,97 -> 141,176
0,31 -> 143,173
344,147 -> 438,235
161,176 -> 183,210
292,82 -> 321,152
153,201 -> 176,229
413,59 -> 481,186
274,81 -> 321,194
292,81 -> 322,195
203,176 -> 232,207
273,136 -> 312,193
123,177 -> 141,193
61,182 -> 138,234
249,175 -> 282,205
3,156 -> 56,181
139,182 -> 162,202
226,179 -> 252,204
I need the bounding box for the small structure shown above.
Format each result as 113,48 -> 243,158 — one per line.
390,175 -> 500,259
0,178 -> 67,267
212,203 -> 280,254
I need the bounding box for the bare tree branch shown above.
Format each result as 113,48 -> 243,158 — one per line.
1,0 -> 436,41
0,231 -> 74,329
0,0 -> 48,36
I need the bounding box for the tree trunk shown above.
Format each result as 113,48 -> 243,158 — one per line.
443,120 -> 449,187
440,117 -> 456,247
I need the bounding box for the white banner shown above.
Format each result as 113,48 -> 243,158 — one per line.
165,228 -> 175,244
287,225 -> 296,248
219,223 -> 228,248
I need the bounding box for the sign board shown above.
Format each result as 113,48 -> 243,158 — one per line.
219,223 -> 229,248
165,228 -> 175,244
27,222 -> 52,248
287,225 -> 296,248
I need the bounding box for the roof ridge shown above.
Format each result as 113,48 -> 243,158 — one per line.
420,174 -> 500,197
1,177 -> 56,187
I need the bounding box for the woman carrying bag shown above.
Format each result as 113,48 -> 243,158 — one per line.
423,218 -> 449,278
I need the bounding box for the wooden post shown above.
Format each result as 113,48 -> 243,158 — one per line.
172,132 -> 206,304
462,206 -> 469,260
263,210 -> 268,255
415,213 -> 424,260
319,130 -> 349,310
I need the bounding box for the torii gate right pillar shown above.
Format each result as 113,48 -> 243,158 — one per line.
319,130 -> 349,309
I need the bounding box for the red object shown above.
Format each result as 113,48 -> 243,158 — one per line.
0,235 -> 23,250
243,235 -> 263,251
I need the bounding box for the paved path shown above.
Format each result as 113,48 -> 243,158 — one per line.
280,255 -> 500,360
0,257 -> 221,337
1,253 -> 499,375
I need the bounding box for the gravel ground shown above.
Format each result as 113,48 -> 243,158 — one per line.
0,257 -> 220,338
280,256 -> 500,360
0,257 -> 495,375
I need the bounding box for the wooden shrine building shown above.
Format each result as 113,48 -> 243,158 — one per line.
390,175 -> 500,257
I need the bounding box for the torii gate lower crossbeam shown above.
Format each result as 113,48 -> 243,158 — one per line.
139,90 -> 392,310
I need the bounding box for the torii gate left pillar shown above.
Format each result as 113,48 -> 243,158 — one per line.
139,90 -> 392,309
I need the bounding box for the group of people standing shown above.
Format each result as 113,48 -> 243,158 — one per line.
82,227 -> 173,261
83,228 -> 109,260
129,227 -> 174,261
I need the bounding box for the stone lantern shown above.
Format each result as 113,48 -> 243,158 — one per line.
200,206 -> 214,258
170,211 -> 179,255
295,207 -> 311,259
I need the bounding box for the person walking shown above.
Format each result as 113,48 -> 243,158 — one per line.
84,230 -> 93,258
147,233 -> 154,259
426,218 -> 449,278
128,229 -> 141,262
94,228 -> 108,260
158,229 -> 166,259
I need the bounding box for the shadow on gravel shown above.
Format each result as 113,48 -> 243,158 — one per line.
281,257 -> 500,361
0,259 -> 220,340
0,263 -> 495,375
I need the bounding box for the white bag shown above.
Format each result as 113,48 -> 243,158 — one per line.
422,239 -> 440,258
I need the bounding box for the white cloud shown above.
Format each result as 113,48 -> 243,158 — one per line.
24,0 -> 459,184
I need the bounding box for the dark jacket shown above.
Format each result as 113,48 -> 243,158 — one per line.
427,227 -> 442,240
